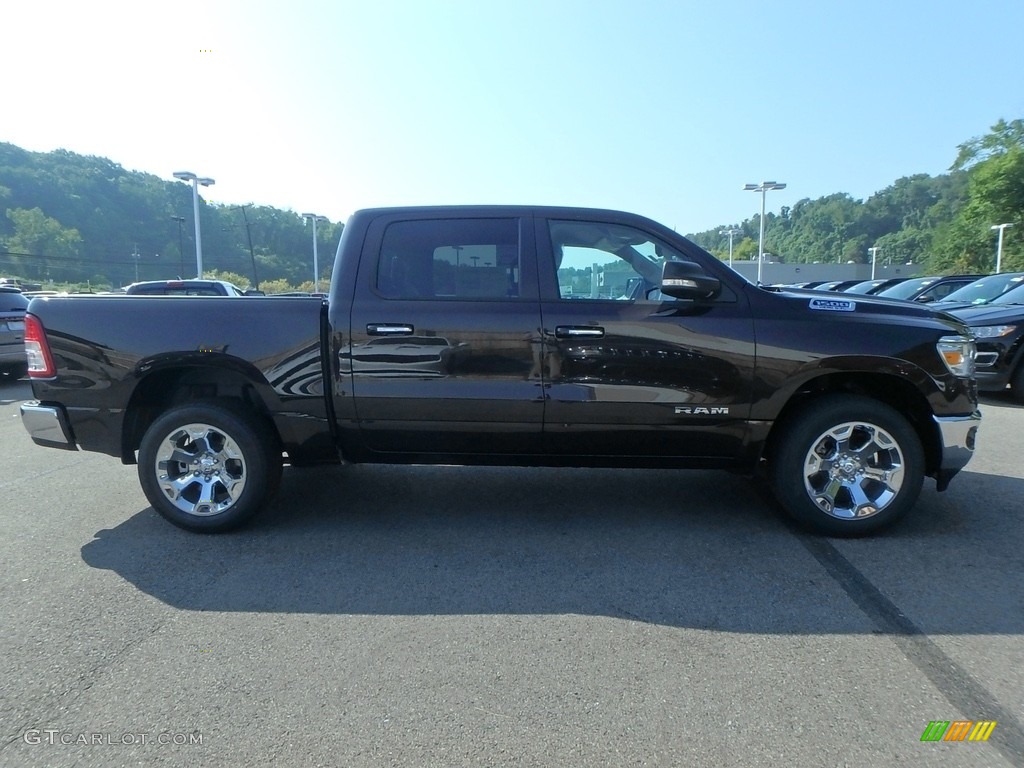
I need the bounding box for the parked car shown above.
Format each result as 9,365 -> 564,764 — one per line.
875,274 -> 986,303
950,282 -> 1024,401
0,286 -> 29,378
843,277 -> 912,295
930,272 -> 1024,311
0,277 -> 43,292
777,280 -> 829,290
817,279 -> 866,292
124,279 -> 264,296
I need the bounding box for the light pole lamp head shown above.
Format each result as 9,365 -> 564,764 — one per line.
198,177 -> 215,187
173,171 -> 197,182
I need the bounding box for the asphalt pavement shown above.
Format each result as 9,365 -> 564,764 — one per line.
1,376 -> 1021,767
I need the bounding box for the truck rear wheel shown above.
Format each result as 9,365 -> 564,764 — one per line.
770,395 -> 924,536
138,402 -> 281,533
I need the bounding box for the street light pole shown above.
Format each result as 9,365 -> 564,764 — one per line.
171,216 -> 186,278
173,171 -> 215,278
991,223 -> 1014,274
719,228 -> 741,267
235,205 -> 260,290
743,181 -> 786,284
301,213 -> 329,293
868,246 -> 881,279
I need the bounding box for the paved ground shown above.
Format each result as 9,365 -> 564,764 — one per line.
1,376 -> 1021,767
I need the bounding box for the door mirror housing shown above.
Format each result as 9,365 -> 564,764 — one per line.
660,260 -> 721,300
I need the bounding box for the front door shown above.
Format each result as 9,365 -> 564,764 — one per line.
536,216 -> 756,459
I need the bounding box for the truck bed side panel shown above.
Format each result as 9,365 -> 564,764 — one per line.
26,295 -> 329,461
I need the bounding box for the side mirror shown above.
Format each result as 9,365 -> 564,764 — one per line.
243,289 -> 266,296
660,260 -> 721,300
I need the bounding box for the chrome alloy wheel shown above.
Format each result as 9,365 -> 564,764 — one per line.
154,422 -> 247,517
800,421 -> 905,520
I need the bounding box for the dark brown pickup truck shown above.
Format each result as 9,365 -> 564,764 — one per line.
20,205 -> 981,535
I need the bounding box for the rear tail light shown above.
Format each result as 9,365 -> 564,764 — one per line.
24,313 -> 56,378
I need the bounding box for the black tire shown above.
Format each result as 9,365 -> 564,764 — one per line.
138,401 -> 282,533
770,395 -> 924,537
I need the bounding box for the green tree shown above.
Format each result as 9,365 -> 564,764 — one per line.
733,237 -> 758,262
5,207 -> 83,280
933,123 -> 1024,272
951,118 -> 1024,171
205,269 -> 253,290
258,278 -> 296,294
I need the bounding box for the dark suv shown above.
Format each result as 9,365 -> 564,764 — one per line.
875,274 -> 986,303
0,286 -> 28,379
951,282 -> 1024,401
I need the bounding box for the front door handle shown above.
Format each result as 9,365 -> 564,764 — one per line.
554,326 -> 605,338
367,323 -> 414,336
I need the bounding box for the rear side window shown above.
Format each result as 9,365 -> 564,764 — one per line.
376,218 -> 520,300
130,286 -> 223,296
0,292 -> 29,312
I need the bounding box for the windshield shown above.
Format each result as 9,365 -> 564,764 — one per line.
844,281 -> 883,294
936,273 -> 1024,305
990,282 -> 1024,305
876,276 -> 935,299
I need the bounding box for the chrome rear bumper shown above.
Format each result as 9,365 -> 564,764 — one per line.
21,401 -> 78,451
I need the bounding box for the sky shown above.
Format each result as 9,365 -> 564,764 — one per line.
2,0 -> 1022,236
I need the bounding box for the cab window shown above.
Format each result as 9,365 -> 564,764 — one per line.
547,220 -> 684,301
377,218 -> 521,300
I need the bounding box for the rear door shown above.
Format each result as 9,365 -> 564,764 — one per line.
347,212 -> 544,455
536,215 -> 756,459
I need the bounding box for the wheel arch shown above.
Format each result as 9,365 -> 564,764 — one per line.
763,372 -> 941,480
121,362 -> 282,464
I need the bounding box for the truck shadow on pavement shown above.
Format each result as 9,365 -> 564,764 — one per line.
80,463 -> 1024,636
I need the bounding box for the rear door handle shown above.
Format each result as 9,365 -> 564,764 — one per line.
367,323 -> 414,336
554,326 -> 604,338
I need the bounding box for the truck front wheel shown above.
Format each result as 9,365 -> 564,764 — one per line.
138,402 -> 281,533
770,395 -> 924,536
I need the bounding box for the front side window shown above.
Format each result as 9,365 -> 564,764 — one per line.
377,218 -> 521,300
548,220 -> 684,301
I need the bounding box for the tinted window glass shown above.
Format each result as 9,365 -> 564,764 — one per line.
0,292 -> 29,311
941,273 -> 1024,304
132,286 -> 223,296
377,218 -> 520,300
877,276 -> 935,300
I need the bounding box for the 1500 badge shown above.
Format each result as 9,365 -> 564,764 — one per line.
675,406 -> 730,415
809,298 -> 856,312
